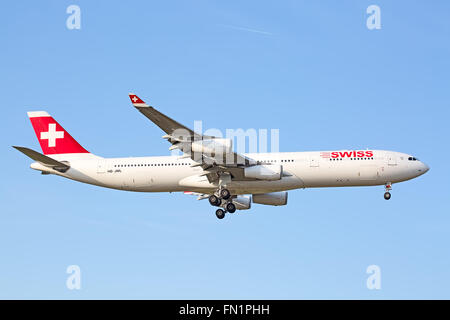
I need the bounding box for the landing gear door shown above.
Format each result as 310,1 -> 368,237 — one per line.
387,153 -> 397,166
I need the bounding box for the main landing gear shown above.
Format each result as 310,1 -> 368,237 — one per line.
210,188 -> 236,219
220,188 -> 231,200
216,209 -> 226,219
209,194 -> 221,206
384,183 -> 392,200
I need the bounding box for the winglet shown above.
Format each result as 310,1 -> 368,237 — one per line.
128,93 -> 150,108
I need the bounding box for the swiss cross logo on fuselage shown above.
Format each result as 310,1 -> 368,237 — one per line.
40,123 -> 64,147
321,150 -> 374,159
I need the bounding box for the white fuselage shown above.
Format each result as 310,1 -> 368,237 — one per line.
31,150 -> 429,195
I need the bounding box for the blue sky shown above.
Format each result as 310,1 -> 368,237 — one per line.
1,0 -> 449,299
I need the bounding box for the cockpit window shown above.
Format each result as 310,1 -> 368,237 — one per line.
408,157 -> 419,161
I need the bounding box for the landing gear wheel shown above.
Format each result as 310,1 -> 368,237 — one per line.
215,209 -> 226,219
384,192 -> 391,200
220,189 -> 231,200
209,195 -> 220,206
226,202 -> 236,213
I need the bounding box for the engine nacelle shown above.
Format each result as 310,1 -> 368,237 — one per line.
252,192 -> 288,206
191,138 -> 232,156
244,164 -> 282,181
232,196 -> 251,210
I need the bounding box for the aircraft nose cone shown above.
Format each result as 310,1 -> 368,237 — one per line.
419,162 -> 430,174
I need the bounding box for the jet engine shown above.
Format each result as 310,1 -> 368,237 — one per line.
252,192 -> 288,206
191,138 -> 232,156
232,196 -> 251,210
244,164 -> 282,181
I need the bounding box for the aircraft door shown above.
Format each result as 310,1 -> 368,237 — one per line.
97,160 -> 107,173
310,155 -> 319,167
387,153 -> 397,166
359,165 -> 379,180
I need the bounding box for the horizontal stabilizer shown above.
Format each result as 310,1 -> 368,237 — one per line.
13,146 -> 70,172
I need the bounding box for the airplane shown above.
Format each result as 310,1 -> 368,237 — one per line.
13,93 -> 429,219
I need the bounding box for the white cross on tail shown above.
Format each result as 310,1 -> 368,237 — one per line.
40,123 -> 64,147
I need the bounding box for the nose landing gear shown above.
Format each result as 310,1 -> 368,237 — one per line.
384,183 -> 392,200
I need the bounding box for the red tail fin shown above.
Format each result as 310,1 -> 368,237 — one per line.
27,111 -> 89,155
